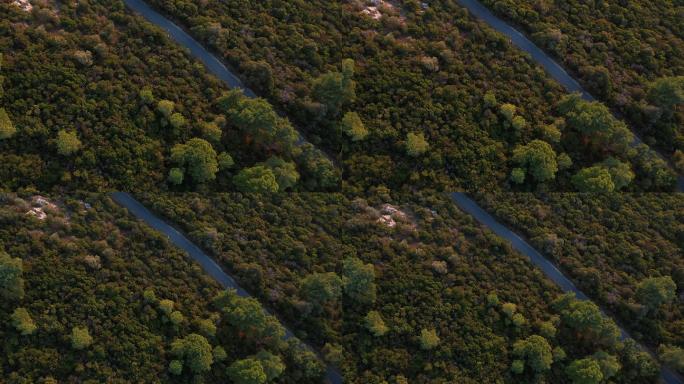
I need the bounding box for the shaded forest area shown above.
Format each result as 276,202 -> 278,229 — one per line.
479,0 -> 684,165
0,1 -> 335,192
0,193 -> 326,383
479,193 -> 683,356
139,192 -> 661,383
139,0 -> 676,192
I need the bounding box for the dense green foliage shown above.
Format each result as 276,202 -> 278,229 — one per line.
1,0 -> 681,381
140,0 -> 675,192
0,2 -> 334,192
0,193 -> 322,382
479,0 -> 684,156
479,193 -> 683,351
140,192 -> 659,382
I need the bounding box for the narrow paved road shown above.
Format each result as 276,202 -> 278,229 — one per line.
455,0 -> 592,101
121,0 -> 681,382
111,192 -> 343,384
455,0 -> 684,191
124,0 -> 255,98
451,192 -> 683,384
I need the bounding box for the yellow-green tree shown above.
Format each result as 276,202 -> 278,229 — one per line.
56,130 -> 82,155
11,307 -> 37,335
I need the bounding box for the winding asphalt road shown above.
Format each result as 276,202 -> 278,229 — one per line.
455,0 -> 592,101
121,0 -> 681,382
451,192 -> 682,384
455,0 -> 684,191
111,192 -> 343,384
124,0 -> 255,98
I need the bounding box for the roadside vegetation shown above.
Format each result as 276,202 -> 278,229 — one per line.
479,193 -> 684,356
0,1 -> 335,192
0,193 -> 324,383
138,0 -> 676,192
478,0 -> 684,164
139,191 -> 662,383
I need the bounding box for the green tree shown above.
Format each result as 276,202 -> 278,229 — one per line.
213,346 -> 228,361
159,299 -> 174,315
213,290 -> 285,344
298,144 -> 339,189
512,140 -> 558,183
558,94 -> 614,136
200,121 -> 223,143
170,138 -> 219,184
169,112 -> 186,130
483,91 -> 498,108
592,351 -> 621,380
139,87 -> 155,105
552,293 -> 620,347
56,130 -> 82,155
170,333 -> 213,373
553,346 -> 567,362
285,339 -> 325,380
419,328 -> 440,350
169,311 -> 184,325
342,257 -> 376,304
557,152 -> 573,170
197,318 -> 217,337
580,65 -> 613,99
227,358 -> 267,384
264,157 -> 299,191
0,108 -> 16,139
11,307 -> 37,335
228,97 -> 278,140
143,288 -> 157,303
600,157 -> 634,190
572,166 -> 615,192
538,321 -> 557,339
501,302 -> 517,318
511,359 -> 525,374
510,167 -> 525,184
0,250 -> 24,300
218,152 -> 235,171
168,168 -> 184,185
621,339 -> 659,380
254,350 -> 285,381
557,94 -> 634,152
365,310 -> 389,336
541,123 -> 562,143
673,150 -> 684,173
218,90 -> 298,153
512,115 -> 527,131
635,276 -> 676,314
300,272 -> 343,306
647,76 -> 684,112
500,103 -> 517,121
233,165 -> 279,192
169,360 -> 183,375
341,112 -> 368,141
71,326 -> 93,350
512,335 -> 553,373
659,345 -> 684,372
406,132 -> 429,157
157,99 -> 175,118
322,343 -> 344,364
312,59 -> 356,116
566,358 -> 603,384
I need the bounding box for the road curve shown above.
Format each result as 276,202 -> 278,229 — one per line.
454,0 -> 592,100
454,0 -> 684,191
451,192 -> 683,384
124,0 -> 255,98
118,0 -> 680,381
111,192 -> 343,384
